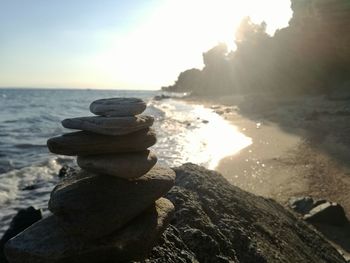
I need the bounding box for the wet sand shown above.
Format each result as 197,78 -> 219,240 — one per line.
185,95 -> 350,207
185,94 -> 350,259
216,115 -> 306,202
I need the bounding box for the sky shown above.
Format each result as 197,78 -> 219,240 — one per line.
0,0 -> 293,90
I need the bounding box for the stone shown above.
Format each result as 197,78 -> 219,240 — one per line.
4,198 -> 174,263
1,207 -> 42,246
1,207 -> 42,263
58,165 -> 77,178
288,196 -> 315,215
304,202 -> 348,226
77,150 -> 157,178
61,115 -> 154,136
48,165 -> 175,239
289,196 -> 330,215
47,128 -> 156,156
90,97 -> 147,117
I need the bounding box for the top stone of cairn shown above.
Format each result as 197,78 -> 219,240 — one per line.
90,97 -> 147,117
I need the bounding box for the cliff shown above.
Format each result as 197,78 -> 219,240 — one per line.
146,163 -> 345,263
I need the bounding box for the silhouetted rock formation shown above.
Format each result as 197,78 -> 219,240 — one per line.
163,0 -> 350,97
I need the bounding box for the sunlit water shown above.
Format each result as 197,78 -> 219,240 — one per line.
0,89 -> 251,233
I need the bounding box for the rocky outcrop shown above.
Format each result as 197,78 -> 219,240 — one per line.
146,163 -> 346,263
2,163 -> 347,262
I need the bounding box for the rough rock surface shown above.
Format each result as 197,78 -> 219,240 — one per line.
61,115 -> 154,136
3,164 -> 346,263
77,150 -> 157,178
47,128 -> 156,156
48,166 -> 175,239
90,98 -> 146,117
5,198 -> 174,263
144,163 -> 346,263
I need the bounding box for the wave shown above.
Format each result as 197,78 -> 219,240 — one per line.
14,144 -> 47,149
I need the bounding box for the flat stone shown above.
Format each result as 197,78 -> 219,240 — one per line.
48,165 -> 175,239
304,202 -> 348,226
47,128 -> 156,156
5,198 -> 174,263
61,115 -> 154,136
77,150 -> 157,178
90,97 -> 147,117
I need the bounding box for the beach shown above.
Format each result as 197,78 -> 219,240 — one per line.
184,94 -> 350,259
184,94 -> 350,214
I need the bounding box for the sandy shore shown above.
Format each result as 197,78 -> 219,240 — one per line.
185,95 -> 350,208
183,94 -> 350,258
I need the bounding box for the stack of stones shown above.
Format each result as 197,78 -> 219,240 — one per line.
5,98 -> 175,263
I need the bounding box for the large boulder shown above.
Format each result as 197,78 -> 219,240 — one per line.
146,163 -> 346,263
5,198 -> 174,263
48,166 -> 175,239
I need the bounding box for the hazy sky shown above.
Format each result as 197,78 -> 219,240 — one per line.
0,0 -> 292,90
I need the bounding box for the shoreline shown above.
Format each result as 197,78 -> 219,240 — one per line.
181,94 -> 350,213
182,94 -> 350,259
183,96 -> 305,202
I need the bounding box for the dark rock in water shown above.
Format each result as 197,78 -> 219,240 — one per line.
4,198 -> 174,263
77,150 -> 157,178
144,163 -> 346,263
21,184 -> 39,191
154,95 -> 171,101
61,115 -> 154,136
48,166 -> 175,239
304,202 -> 348,226
47,128 -> 156,156
90,97 -> 146,117
58,165 -> 77,178
0,207 -> 42,263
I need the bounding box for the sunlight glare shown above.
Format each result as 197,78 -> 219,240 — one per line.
91,0 -> 292,89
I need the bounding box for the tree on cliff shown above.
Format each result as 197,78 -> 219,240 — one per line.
164,0 -> 350,97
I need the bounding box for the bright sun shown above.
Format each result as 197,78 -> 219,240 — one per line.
92,0 -> 292,89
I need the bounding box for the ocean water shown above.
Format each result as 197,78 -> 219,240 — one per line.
0,88 -> 251,234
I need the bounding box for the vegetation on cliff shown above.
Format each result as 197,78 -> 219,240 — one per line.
163,0 -> 350,97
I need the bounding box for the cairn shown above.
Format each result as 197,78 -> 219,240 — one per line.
5,98 -> 175,263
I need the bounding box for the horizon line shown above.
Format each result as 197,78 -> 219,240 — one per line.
0,86 -> 160,91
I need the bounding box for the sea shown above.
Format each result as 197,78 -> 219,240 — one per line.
0,88 -> 251,234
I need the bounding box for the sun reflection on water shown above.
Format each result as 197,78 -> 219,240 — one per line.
152,100 -> 252,169
185,105 -> 252,169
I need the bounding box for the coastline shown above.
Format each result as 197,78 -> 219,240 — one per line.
181,94 -> 350,213
182,94 -> 350,259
